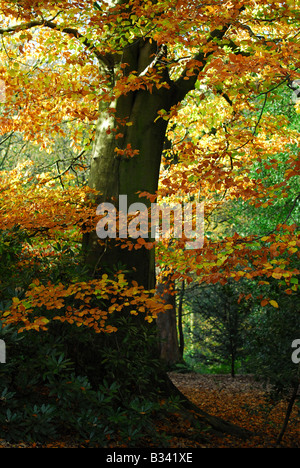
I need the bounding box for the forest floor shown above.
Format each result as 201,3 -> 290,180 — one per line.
164,372 -> 299,448
0,373 -> 298,448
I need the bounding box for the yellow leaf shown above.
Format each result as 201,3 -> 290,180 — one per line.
269,300 -> 279,308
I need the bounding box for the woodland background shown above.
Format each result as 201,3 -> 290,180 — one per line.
0,0 -> 299,448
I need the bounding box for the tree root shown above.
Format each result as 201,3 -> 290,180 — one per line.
161,373 -> 253,440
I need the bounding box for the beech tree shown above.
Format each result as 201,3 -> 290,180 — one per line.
0,0 -> 299,438
1,0 -> 298,286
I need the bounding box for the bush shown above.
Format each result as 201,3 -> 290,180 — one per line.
0,317 -> 169,447
0,226 -> 171,447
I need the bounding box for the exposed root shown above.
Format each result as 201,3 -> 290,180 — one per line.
161,373 -> 253,440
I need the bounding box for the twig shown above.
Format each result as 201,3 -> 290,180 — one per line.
257,76 -> 291,98
235,192 -> 300,244
0,18 -> 114,71
50,149 -> 86,183
231,92 -> 268,152
253,92 -> 268,136
0,132 -> 14,146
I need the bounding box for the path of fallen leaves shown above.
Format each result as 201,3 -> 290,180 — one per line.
167,373 -> 300,448
0,373 -> 298,448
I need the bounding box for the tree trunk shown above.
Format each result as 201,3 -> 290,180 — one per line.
178,280 -> 185,358
156,274 -> 181,366
84,39 -> 172,290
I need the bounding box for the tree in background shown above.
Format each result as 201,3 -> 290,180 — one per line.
186,280 -> 253,377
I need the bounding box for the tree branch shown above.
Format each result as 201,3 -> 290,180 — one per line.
0,19 -> 114,71
0,20 -> 44,35
170,4 -> 250,105
0,131 -> 14,147
172,25 -> 231,104
44,21 -> 114,70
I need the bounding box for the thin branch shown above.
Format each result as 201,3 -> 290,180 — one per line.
0,131 -> 14,147
230,92 -> 268,153
0,18 -> 114,71
228,74 -> 293,154
44,20 -> 114,70
138,44 -> 168,77
0,132 -> 13,168
235,21 -> 268,44
172,13 -> 250,105
282,193 -> 300,226
236,192 -> 300,245
50,149 -> 86,182
257,75 -> 291,98
253,92 -> 268,136
173,25 -> 231,103
56,160 -> 65,190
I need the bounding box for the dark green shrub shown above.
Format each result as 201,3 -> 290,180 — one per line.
0,226 -> 170,447
0,316 -> 169,446
245,301 -> 300,398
